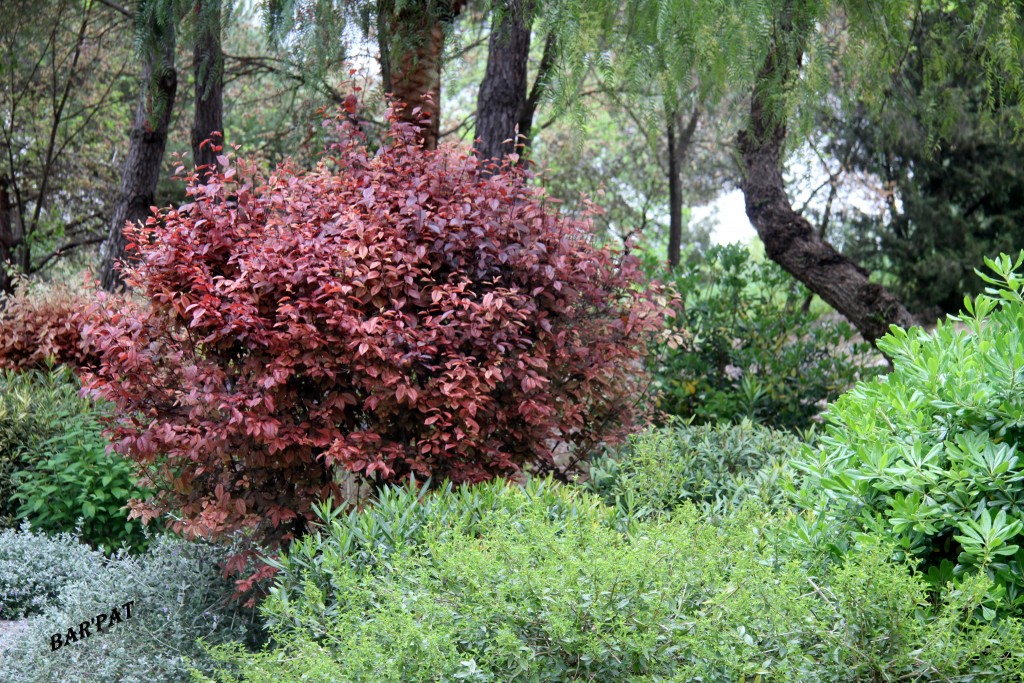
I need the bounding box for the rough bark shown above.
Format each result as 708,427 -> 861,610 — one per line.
738,44 -> 916,345
474,0 -> 533,163
98,25 -> 177,292
667,108 -> 699,270
378,0 -> 464,150
190,0 -> 223,181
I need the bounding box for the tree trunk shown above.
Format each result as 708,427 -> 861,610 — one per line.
474,0 -> 533,163
378,0 -> 464,150
738,42 -> 916,345
516,30 -> 556,156
666,107 -> 699,269
98,24 -> 177,292
0,175 -> 13,294
190,0 -> 223,181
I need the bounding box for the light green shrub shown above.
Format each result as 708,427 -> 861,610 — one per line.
2,533 -> 260,683
586,419 -> 801,518
791,252 -> 1024,615
196,481 -> 1024,682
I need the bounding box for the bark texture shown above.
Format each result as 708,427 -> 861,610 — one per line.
378,0 -> 464,150
739,45 -> 916,345
667,108 -> 699,269
474,0 -> 533,163
98,26 -> 177,292
190,0 -> 223,180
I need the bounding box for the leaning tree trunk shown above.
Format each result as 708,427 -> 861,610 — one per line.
474,0 -> 533,163
738,41 -> 916,346
378,0 -> 464,150
191,0 -> 223,182
98,24 -> 178,292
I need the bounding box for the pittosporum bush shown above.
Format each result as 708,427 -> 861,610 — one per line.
0,279 -> 98,372
2,533 -> 260,683
195,481 -> 1024,683
585,419 -> 802,518
651,243 -> 881,431
791,253 -> 1024,616
81,103 -> 665,558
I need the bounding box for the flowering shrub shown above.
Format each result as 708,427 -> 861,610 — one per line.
81,104 -> 665,551
0,280 -> 98,371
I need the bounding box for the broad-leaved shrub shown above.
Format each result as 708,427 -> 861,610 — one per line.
0,279 -> 97,371
791,252 -> 1024,615
81,105 -> 665,553
652,244 -> 880,430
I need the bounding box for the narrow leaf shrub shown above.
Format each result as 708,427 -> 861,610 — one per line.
196,482 -> 1024,682
0,280 -> 97,371
81,104 -> 665,549
652,244 -> 880,430
0,523 -> 104,619
1,533 -> 260,683
791,252 -> 1024,614
585,419 -> 802,518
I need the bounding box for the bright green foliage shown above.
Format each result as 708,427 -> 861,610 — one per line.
1,367 -> 151,553
3,533 -> 259,683
651,244 -> 880,430
791,252 -> 1024,615
0,523 -> 104,618
0,366 -> 101,528
585,420 -> 800,518
197,481 -> 1024,682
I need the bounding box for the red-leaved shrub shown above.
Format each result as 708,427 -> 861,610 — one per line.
0,280 -> 99,371
81,105 -> 666,548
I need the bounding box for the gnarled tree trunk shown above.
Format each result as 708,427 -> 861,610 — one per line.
738,30 -> 916,345
98,24 -> 177,292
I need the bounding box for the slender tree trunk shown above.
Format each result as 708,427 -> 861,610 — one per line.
0,175 -> 13,294
98,24 -> 177,292
738,40 -> 916,345
516,30 -> 556,155
474,0 -> 533,163
191,0 -> 223,181
378,0 -> 464,150
666,107 -> 699,269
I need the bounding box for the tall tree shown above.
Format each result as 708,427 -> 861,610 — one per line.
191,0 -> 224,180
474,0 -> 533,162
99,5 -> 179,291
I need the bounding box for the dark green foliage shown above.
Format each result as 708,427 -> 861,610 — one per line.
791,252 -> 1024,616
0,366 -> 99,528
585,420 -> 801,518
197,481 -> 1024,682
1,366 -> 151,553
0,523 -> 104,618
2,533 -> 258,683
651,244 -> 880,430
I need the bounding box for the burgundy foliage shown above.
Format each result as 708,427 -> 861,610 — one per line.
81,104 -> 666,550
0,281 -> 100,372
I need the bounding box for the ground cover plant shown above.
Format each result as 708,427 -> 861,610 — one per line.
791,252 -> 1024,616
195,479 -> 1024,683
81,105 -> 666,559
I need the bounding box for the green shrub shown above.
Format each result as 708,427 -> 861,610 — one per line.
652,243 -> 880,431
585,420 -> 802,518
791,252 -> 1024,615
2,533 -> 260,683
11,405 -> 152,554
0,523 -> 104,618
196,482 -> 1024,682
0,365 -> 98,528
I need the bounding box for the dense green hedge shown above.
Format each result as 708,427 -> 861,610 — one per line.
195,480 -> 1024,682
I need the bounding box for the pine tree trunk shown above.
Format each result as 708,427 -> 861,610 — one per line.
98,25 -> 177,292
738,43 -> 916,345
474,0 -> 533,163
191,0 -> 223,180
